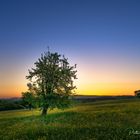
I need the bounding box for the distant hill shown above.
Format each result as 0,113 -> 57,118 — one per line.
0,98 -> 24,111
0,95 -> 135,111
73,95 -> 135,102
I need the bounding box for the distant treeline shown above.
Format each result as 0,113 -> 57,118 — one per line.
0,99 -> 25,111
0,95 -> 137,111
73,95 -> 136,103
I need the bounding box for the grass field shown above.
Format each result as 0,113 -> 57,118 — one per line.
0,99 -> 140,140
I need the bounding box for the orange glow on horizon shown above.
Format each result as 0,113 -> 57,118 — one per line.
0,85 -> 27,98
0,59 -> 140,98
0,82 -> 138,98
75,82 -> 139,96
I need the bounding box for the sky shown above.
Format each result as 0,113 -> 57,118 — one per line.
0,0 -> 140,98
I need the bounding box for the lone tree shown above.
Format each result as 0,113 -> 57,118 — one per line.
22,51 -> 77,116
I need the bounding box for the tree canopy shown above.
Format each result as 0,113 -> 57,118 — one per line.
22,51 -> 77,115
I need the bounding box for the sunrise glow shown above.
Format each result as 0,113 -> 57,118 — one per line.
0,0 -> 140,98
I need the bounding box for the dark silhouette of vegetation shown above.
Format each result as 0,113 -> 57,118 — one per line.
135,90 -> 140,98
22,92 -> 36,110
0,99 -> 24,111
22,83 -> 37,110
22,51 -> 77,116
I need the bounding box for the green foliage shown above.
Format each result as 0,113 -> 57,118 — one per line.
136,93 -> 140,98
22,51 -> 77,115
138,94 -> 140,98
134,90 -> 140,98
22,92 -> 37,110
0,99 -> 140,140
0,99 -> 24,111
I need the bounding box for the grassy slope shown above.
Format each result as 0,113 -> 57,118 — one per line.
0,99 -> 140,140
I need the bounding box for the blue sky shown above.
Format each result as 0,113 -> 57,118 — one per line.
0,0 -> 140,97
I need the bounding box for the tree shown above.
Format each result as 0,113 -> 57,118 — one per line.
22,91 -> 35,110
22,83 -> 37,110
22,51 -> 77,116
135,90 -> 140,98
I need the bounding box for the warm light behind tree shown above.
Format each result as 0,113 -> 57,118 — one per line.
22,51 -> 77,115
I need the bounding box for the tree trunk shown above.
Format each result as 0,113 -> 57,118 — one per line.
41,105 -> 49,116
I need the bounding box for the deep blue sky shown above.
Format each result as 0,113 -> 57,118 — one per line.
0,0 -> 140,97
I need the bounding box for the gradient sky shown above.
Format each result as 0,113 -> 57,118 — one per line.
0,0 -> 140,97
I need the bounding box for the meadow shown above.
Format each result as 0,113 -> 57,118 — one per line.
0,98 -> 140,140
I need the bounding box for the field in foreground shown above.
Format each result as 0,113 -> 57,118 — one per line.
0,99 -> 140,140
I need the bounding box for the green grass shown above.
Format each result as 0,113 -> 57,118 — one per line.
0,99 -> 140,140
